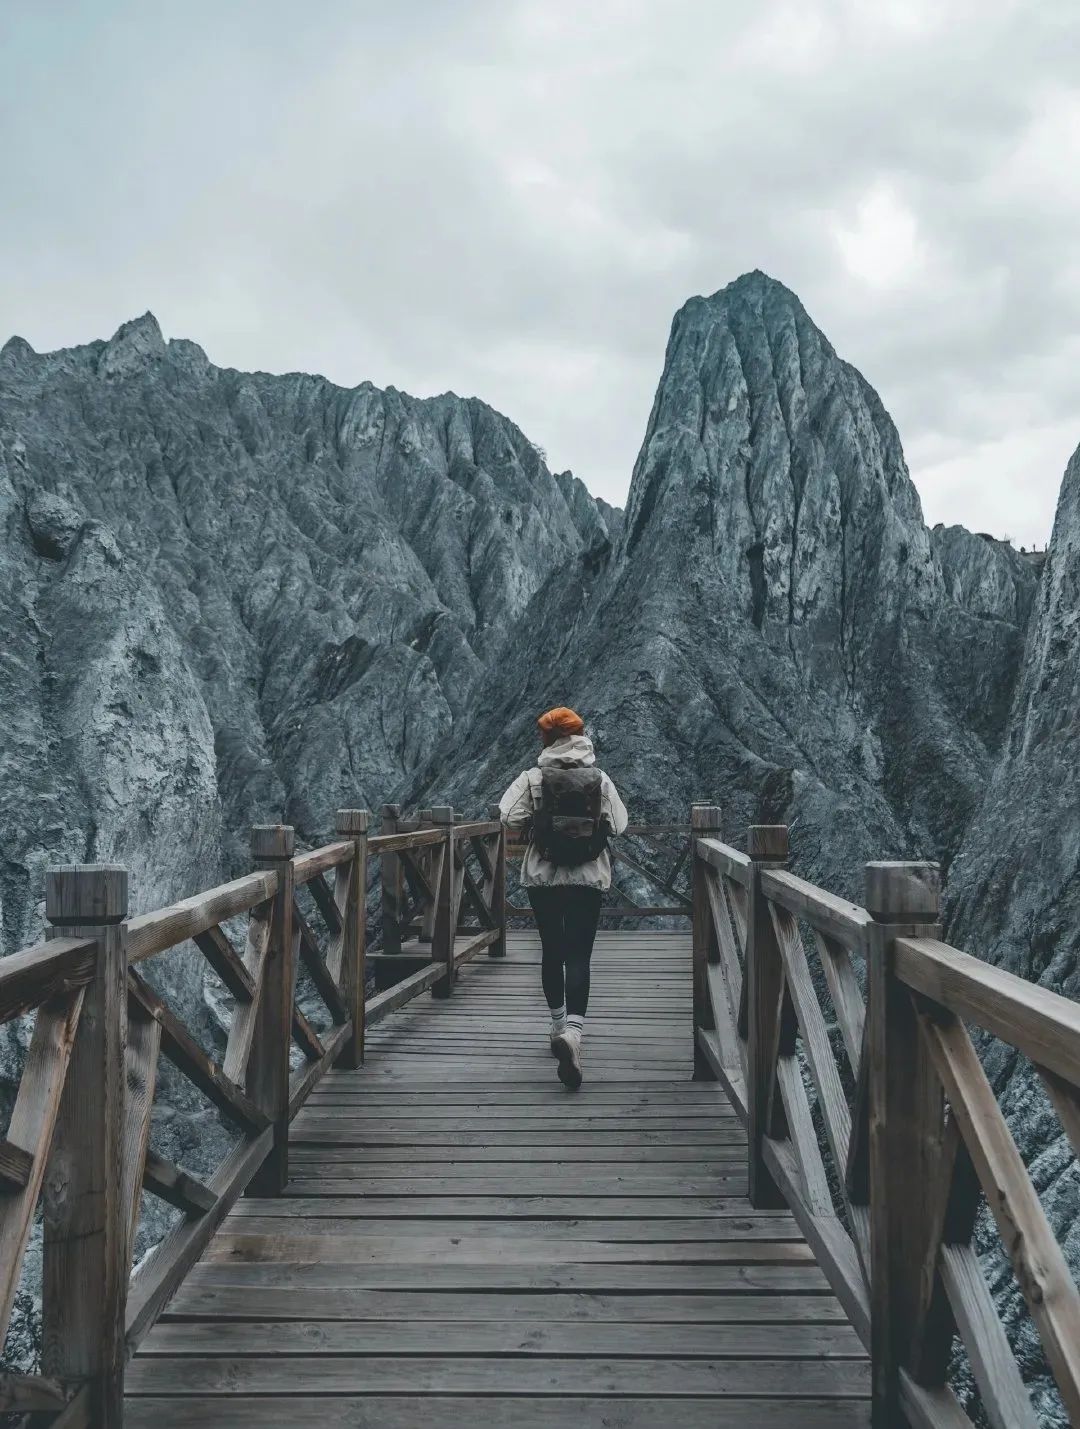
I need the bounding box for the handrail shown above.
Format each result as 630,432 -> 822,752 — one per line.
689,816 -> 1080,1426
0,800 -> 509,1423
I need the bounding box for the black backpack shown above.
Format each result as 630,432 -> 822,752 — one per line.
532,765 -> 610,867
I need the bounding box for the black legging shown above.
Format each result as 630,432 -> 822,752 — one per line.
527,886 -> 603,1016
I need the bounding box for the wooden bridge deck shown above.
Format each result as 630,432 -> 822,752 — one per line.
125,929 -> 869,1426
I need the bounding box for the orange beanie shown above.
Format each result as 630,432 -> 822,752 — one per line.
537,706 -> 585,737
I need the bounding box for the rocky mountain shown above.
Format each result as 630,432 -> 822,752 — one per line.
413,272 -> 1036,901
0,274 -> 1056,1380
0,315 -> 616,956
944,443 -> 1080,1426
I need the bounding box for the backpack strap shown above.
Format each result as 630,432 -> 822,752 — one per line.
527,767 -> 544,809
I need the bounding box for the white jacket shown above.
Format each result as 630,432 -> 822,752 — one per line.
498,734 -> 628,888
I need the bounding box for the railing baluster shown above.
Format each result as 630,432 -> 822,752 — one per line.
487,803 -> 507,959
690,802 -> 722,1079
746,824 -> 790,1210
865,859 -> 942,1427
42,864 -> 129,1427
431,806 -> 456,998
335,808 -> 369,1069
379,803 -> 403,955
247,825 -> 295,1196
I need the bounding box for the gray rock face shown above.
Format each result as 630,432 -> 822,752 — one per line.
944,444 -> 1080,1426
417,273 -> 1035,901
0,316 -> 608,953
0,275 -> 1052,1380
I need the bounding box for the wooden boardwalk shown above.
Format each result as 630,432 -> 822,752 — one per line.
124,928 -> 868,1425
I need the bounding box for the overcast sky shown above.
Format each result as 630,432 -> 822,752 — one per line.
2,1 -> 1077,547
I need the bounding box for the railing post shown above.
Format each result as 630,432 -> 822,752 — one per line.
746,824 -> 790,1209
335,809 -> 369,1070
430,806 -> 456,998
247,824 -> 295,1196
690,802 -> 722,1079
42,864 -> 129,1427
487,801 -> 507,959
865,860 -> 941,1427
380,803 -> 403,956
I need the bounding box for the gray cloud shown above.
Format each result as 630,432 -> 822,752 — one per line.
2,0 -> 1077,547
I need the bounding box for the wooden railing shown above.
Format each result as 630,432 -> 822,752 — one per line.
507,821 -> 692,919
0,805 -> 506,1426
690,805 -> 1080,1427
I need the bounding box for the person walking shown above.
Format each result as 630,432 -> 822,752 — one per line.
498,706 -> 628,1090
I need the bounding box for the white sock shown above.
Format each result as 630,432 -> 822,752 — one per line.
550,1005 -> 567,1033
567,1014 -> 585,1037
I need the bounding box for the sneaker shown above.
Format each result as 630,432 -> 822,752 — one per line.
551,1027 -> 583,1091
549,1029 -> 562,1059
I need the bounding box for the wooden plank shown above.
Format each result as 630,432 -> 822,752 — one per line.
764,1136 -> 870,1349
940,1243 -> 1038,1429
746,826 -> 789,1209
920,1008 -> 1080,1421
0,990 -> 84,1343
691,805 -> 722,1076
161,1287 -> 846,1322
814,931 -> 865,1074
120,1001 -> 161,1251
222,898 -> 270,1085
127,870 -> 278,964
294,903 -> 349,1023
204,1197 -> 801,1222
1040,1064 -> 1080,1162
895,935 -> 1080,1085
308,869 -> 345,938
225,1213 -> 794,1238
0,1373 -> 73,1413
123,1397 -> 872,1429
292,840 -> 354,885
0,1139 -> 32,1191
369,827 -> 445,855
695,837 -> 753,886
288,1023 -> 354,1119
126,1127 -> 273,1351
125,1354 -> 870,1396
365,961 -> 445,1025
694,1025 -> 747,1122
899,1373 -> 974,1429
143,1150 -> 217,1217
192,922 -> 255,1002
205,1233 -> 811,1264
0,935 -> 97,1023
760,869 -> 871,949
142,1318 -> 864,1357
291,1004 -> 325,1061
128,970 -> 268,1130
704,866 -> 743,1042
865,863 -> 942,1422
42,865 -> 128,1426
246,827 -> 294,1195
771,901 -> 852,1179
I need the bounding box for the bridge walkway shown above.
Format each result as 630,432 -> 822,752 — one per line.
124,928 -> 869,1426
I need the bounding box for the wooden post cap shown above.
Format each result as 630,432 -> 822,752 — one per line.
864,861 -> 940,922
251,825 -> 295,860
381,803 -> 401,818
748,825 -> 789,861
45,865 -> 129,925
336,809 -> 370,835
488,802 -> 501,819
419,809 -> 433,823
690,803 -> 722,830
430,806 -> 454,824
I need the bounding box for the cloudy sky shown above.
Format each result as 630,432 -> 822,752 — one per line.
2,0 -> 1077,547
